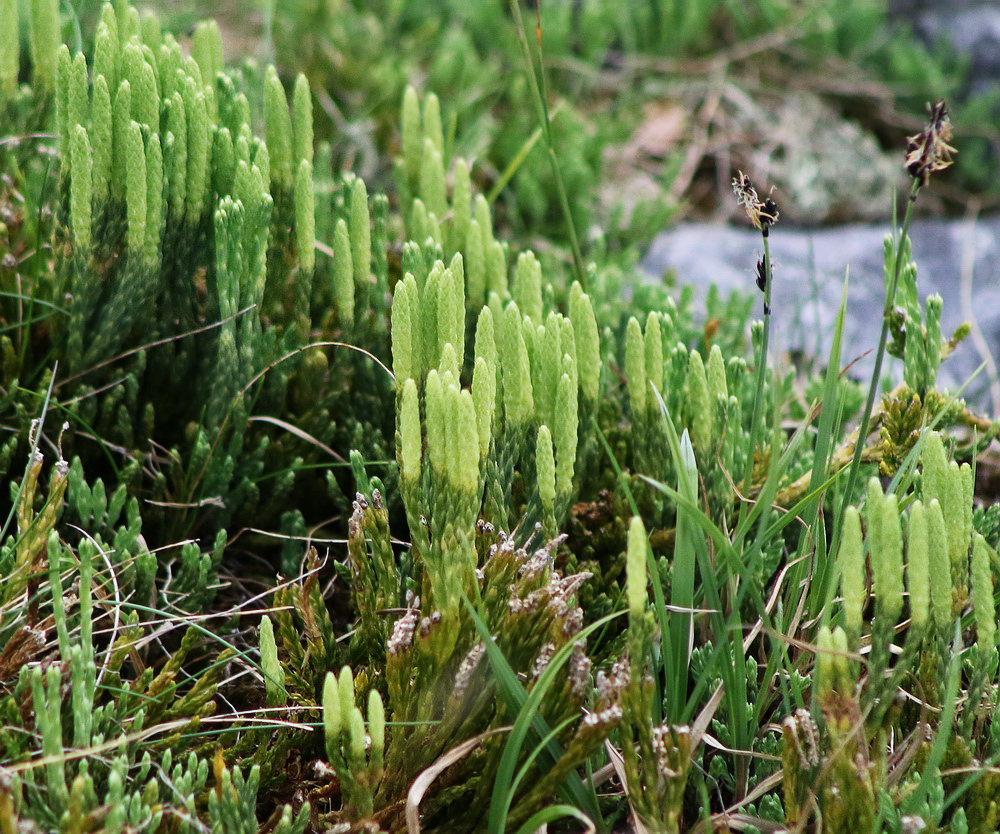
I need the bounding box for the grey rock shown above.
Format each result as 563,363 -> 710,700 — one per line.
889,0 -> 1000,93
642,217 -> 1000,414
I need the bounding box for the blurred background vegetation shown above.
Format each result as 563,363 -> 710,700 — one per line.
135,0 -> 1000,253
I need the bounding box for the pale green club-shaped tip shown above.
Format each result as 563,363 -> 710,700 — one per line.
294,159 -> 315,271
439,341 -> 460,383
625,317 -> 646,416
292,73 -> 313,166
144,132 -> 162,263
439,262 -> 465,362
54,44 -> 75,142
961,460 -> 974,526
865,475 -> 884,513
90,74 -> 112,197
264,65 -> 292,187
334,218 -> 355,331
471,356 -> 495,460
322,671 -> 341,744
124,119 -> 147,252
423,91 -> 443,157
409,198 -> 431,244
707,343 -> 728,400
69,124 -> 93,253
390,275 -> 416,382
185,89 -> 211,220
925,498 -> 950,631
419,137 -> 447,220
626,516 -> 648,617
558,316 -> 577,371
486,239 -> 507,296
830,625 -> 851,692
68,51 -> 89,138
686,348 -> 710,451
448,251 -> 466,301
474,194 -> 493,241
350,177 -> 371,284
450,388 -> 480,494
129,46 -> 159,130
874,490 -> 904,623
944,461 -> 969,571
536,425 -> 556,510
191,19 -> 223,85
464,230 -> 486,309
337,665 -> 356,724
400,378 -> 421,484
906,500 -> 929,628
839,504 -> 863,644
348,706 -> 367,765
920,431 -> 947,497
971,533 -> 996,651
158,38 -> 182,101
501,302 -> 533,426
514,250 -> 543,324
554,371 -> 577,496
401,85 -> 422,185
815,624 -> 835,697
569,282 -> 600,403
425,370 -> 446,473
368,689 -> 385,760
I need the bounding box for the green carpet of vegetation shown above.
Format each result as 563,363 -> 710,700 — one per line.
1,1 -> 1000,832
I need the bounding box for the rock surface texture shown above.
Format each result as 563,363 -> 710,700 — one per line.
642,216 -> 1000,413
889,0 -> 1000,93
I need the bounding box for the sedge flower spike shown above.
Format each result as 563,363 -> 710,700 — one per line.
905,99 -> 956,187
732,171 -> 779,232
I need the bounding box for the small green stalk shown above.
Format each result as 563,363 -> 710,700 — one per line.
742,229 -> 773,497
730,170 -> 778,534
507,0 -> 585,287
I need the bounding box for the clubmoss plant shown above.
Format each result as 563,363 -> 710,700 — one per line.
788,424 -> 1000,832
619,516 -> 692,833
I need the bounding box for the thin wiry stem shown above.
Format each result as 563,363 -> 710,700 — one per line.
833,178 -> 921,554
508,0 -> 586,287
731,170 -> 778,529
743,229 -> 774,496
